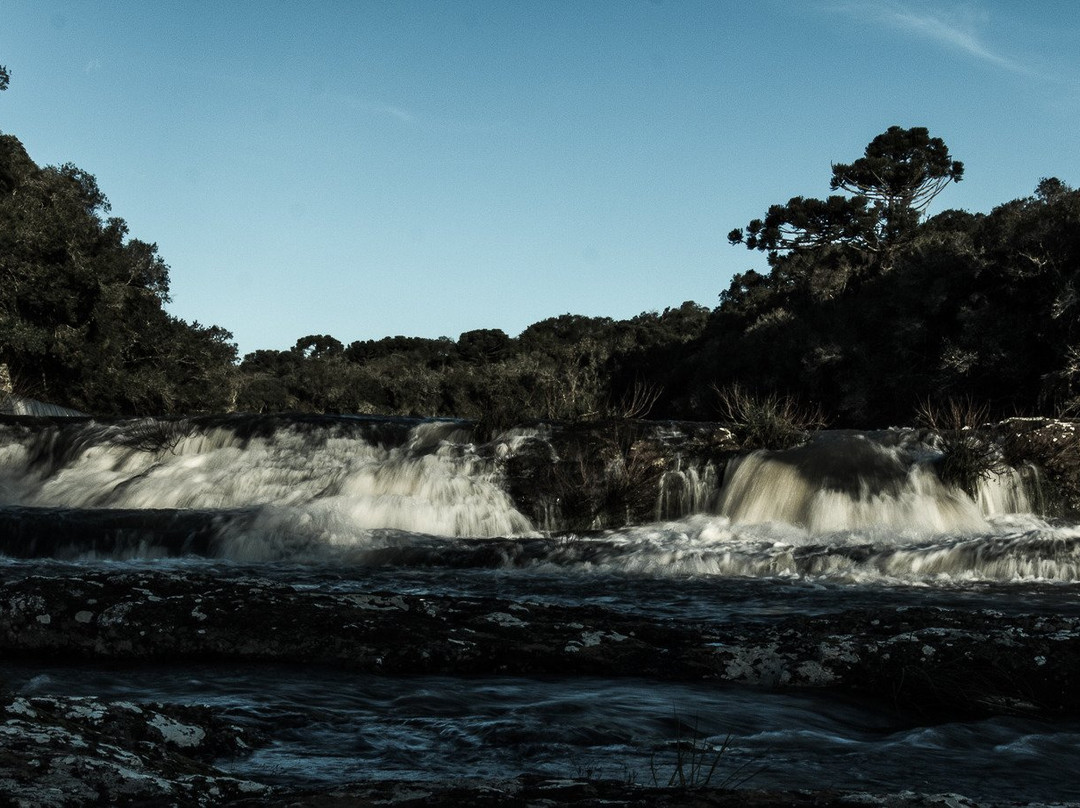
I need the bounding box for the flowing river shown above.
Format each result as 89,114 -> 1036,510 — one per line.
1,414 -> 1078,802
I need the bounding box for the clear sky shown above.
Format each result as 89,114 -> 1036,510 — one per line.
2,1 -> 1077,356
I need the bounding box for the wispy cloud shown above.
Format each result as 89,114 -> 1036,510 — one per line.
831,1 -> 1036,77
356,100 -> 417,125
324,91 -> 502,136
324,92 -> 418,125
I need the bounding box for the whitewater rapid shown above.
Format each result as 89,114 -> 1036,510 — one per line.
0,414 -> 1073,584
3,414 -> 1080,803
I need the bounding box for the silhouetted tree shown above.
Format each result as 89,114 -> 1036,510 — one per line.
730,126 -> 963,275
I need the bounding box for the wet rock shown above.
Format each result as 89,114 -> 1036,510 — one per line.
713,607 -> 1080,717
501,419 -> 738,531
3,570 -> 1080,720
240,776 -> 1073,807
0,693 -> 267,806
0,568 -> 719,680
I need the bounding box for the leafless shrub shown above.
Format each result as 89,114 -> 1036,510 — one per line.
111,418 -> 192,454
916,397 -> 1002,496
649,712 -> 764,789
713,383 -> 826,450
606,379 -> 663,420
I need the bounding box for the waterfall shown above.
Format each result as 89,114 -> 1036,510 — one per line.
656,458 -> 721,520
713,432 -> 1033,535
0,416 -> 1051,563
0,416 -> 536,557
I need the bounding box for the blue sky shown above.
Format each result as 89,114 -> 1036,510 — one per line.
2,1 -> 1078,356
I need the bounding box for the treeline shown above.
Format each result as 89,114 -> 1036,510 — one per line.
234,303 -> 709,424
692,175 -> 1080,425
669,127 -> 1080,425
232,126 -> 1080,427
2,121 -> 1079,426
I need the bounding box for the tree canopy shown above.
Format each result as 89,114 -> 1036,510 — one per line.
0,133 -> 237,414
730,126 -> 963,267
830,125 -> 964,245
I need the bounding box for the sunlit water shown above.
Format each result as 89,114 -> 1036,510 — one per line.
2,415 -> 1080,801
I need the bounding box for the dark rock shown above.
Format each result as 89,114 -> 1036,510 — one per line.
0,694 -> 267,806
245,776 -> 1070,807
996,417 -> 1080,516
3,569 -> 1080,720
501,419 -> 738,531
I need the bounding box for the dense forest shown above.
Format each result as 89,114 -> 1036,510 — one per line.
2,100 -> 1078,426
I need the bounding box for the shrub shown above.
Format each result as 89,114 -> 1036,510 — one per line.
916,397 -> 1002,496
714,383 -> 826,450
649,712 -> 763,789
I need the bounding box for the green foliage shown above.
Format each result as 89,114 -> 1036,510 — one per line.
506,421 -> 668,531
292,334 -> 343,359
0,64 -> 9,92
708,124 -> 1080,426
729,194 -> 879,254
457,328 -> 510,363
731,126 -> 963,277
830,125 -> 963,244
0,133 -> 237,414
232,304 -> 711,423
7,105 -> 1066,429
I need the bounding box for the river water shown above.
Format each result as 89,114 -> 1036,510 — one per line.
1,414 -> 1079,801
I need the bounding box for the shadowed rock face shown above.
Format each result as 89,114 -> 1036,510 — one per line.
999,418 -> 1080,515
236,777 -> 1021,807
3,569 -> 1080,719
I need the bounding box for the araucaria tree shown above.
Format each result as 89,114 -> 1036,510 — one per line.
729,126 -> 963,277
830,126 -> 964,248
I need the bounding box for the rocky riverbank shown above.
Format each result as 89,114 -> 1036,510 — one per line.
3,414 -> 1080,805
3,695 -> 1067,808
3,567 -> 1080,805
1,691 -> 1074,807
4,568 -> 1080,718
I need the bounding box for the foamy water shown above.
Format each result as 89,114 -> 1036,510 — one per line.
0,416 -> 1069,584
1,415 -> 1078,801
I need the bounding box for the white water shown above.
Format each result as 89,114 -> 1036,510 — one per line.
0,419 -> 534,539
718,449 -> 987,534
2,416 -> 1079,802
0,417 -> 1067,583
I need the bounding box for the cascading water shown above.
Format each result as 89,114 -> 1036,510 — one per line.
0,416 -> 535,560
715,432 -> 990,534
656,457 -> 721,520
0,415 -> 1062,577
3,413 -> 1080,803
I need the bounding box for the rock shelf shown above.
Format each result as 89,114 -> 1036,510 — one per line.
4,569 -> 1080,718
4,568 -> 1080,805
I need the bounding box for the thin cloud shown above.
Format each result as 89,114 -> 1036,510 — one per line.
357,100 -> 416,124
832,1 -> 1037,77
328,91 -> 501,135
319,91 -> 418,125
